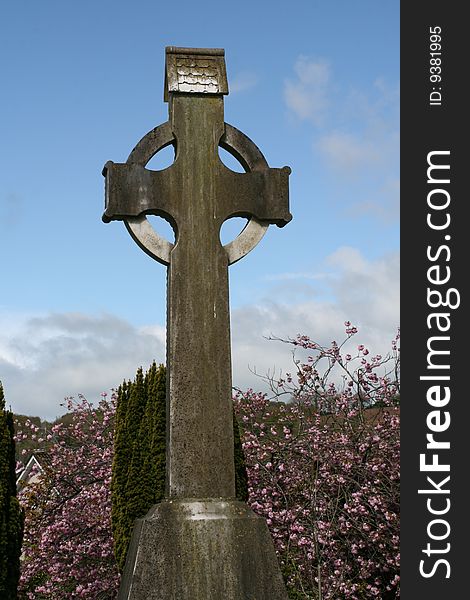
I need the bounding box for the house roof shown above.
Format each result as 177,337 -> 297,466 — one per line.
16,452 -> 46,493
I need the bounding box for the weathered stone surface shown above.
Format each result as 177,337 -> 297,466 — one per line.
103,92 -> 291,499
164,46 -> 229,101
118,500 -> 288,600
103,46 -> 291,598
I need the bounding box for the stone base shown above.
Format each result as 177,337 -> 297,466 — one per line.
118,499 -> 288,600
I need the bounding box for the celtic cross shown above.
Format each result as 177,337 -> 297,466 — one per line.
103,47 -> 291,500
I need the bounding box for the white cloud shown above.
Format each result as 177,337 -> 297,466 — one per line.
0,248 -> 398,419
316,131 -> 380,173
326,246 -> 399,330
229,71 -> 258,94
231,246 -> 399,393
0,312 -> 166,420
283,56 -> 399,221
284,57 -> 331,125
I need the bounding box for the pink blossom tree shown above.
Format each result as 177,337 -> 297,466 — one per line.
234,323 -> 400,599
16,394 -> 119,599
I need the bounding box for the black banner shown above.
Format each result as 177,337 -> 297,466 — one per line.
401,3 -> 467,597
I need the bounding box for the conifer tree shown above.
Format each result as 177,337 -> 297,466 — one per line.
111,364 -> 168,572
0,382 -> 24,599
111,363 -> 248,573
140,363 -> 166,508
233,410 -> 248,502
110,379 -> 131,572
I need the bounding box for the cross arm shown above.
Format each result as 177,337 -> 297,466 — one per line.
102,161 -> 175,224
219,166 -> 292,227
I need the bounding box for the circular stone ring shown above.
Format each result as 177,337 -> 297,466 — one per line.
124,121 -> 269,266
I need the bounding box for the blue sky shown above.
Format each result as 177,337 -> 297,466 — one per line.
0,1 -> 399,419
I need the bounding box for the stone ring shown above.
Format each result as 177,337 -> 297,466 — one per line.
124,121 -> 269,266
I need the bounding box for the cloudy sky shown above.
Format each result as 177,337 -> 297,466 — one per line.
0,1 -> 399,420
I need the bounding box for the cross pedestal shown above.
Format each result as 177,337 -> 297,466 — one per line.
103,47 -> 291,600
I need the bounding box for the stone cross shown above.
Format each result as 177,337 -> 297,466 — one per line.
103,47 -> 291,599
103,47 -> 291,500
